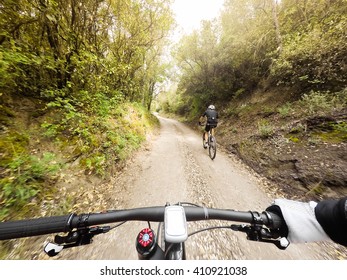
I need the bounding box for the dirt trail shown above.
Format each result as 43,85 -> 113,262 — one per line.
54,116 -> 332,260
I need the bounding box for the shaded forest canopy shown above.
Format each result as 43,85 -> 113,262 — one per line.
0,0 -> 174,107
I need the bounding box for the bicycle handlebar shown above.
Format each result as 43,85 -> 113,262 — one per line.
0,205 -> 283,241
0,214 -> 75,240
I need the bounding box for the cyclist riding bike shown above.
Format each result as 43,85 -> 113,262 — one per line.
199,105 -> 219,148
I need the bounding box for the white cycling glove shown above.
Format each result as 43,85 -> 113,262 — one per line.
273,198 -> 331,243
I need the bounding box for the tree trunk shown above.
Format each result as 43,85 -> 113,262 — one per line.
271,0 -> 282,53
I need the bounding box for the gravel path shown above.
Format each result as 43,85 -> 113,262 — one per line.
53,116 -> 332,260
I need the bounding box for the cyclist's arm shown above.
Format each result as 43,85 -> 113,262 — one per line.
266,199 -> 339,246
267,197 -> 347,246
199,113 -> 207,123
315,197 -> 347,246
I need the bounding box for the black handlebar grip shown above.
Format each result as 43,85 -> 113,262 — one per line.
265,211 -> 284,229
0,214 -> 74,240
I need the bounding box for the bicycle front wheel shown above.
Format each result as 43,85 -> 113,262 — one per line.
209,136 -> 217,160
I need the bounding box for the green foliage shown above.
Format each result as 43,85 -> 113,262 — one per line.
234,88 -> 246,99
40,100 -> 157,176
171,0 -> 278,114
0,152 -> 62,221
288,136 -> 300,143
334,122 -> 347,134
170,0 -> 347,118
290,123 -> 306,134
299,90 -> 347,115
271,0 -> 347,91
82,154 -> 107,176
277,89 -> 347,121
278,103 -> 293,117
308,135 -> 322,146
0,98 -> 156,221
0,0 -> 174,104
257,119 -> 274,138
312,121 -> 347,143
300,92 -> 333,114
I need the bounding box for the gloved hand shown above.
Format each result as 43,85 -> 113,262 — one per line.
266,198 -> 331,243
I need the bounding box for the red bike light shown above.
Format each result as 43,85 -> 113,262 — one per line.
137,228 -> 154,248
136,228 -> 157,259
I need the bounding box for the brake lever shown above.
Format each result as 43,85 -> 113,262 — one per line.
44,226 -> 111,257
230,224 -> 290,250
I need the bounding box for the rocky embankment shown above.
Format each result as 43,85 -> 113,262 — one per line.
219,107 -> 347,201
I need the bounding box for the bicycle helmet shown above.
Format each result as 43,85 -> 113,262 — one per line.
208,105 -> 215,110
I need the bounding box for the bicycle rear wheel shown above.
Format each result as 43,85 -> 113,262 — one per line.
208,136 -> 216,160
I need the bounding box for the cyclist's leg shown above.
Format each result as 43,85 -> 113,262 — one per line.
211,125 -> 218,140
202,131 -> 207,148
204,125 -> 210,142
203,125 -> 209,148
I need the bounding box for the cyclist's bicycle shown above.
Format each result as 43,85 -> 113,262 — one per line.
200,123 -> 217,160
0,202 -> 289,260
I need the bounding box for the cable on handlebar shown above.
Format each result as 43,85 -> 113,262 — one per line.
188,225 -> 232,237
109,221 -> 127,230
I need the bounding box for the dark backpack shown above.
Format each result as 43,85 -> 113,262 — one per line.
207,110 -> 218,125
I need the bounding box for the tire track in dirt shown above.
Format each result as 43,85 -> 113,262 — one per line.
180,140 -> 246,259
